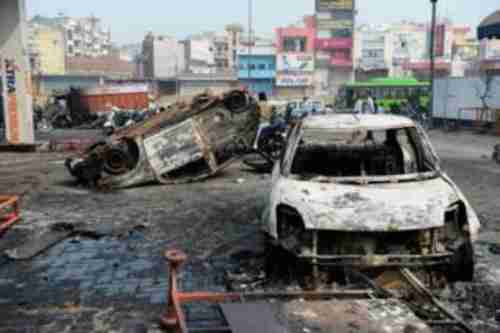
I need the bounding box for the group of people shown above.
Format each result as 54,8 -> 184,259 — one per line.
353,92 -> 384,114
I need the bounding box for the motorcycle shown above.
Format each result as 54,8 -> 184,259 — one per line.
242,117 -> 287,172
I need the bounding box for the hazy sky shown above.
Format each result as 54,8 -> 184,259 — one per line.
27,0 -> 499,45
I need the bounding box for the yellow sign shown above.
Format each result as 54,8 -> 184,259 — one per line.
317,0 -> 354,11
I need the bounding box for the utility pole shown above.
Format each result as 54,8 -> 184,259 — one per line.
429,0 -> 438,119
247,0 -> 253,93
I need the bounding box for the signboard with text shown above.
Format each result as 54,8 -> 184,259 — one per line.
315,38 -> 353,50
276,73 -> 313,87
276,54 -> 315,72
316,19 -> 353,31
316,0 -> 354,11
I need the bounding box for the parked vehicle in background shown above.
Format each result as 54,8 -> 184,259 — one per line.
287,99 -> 324,120
341,78 -> 430,113
263,114 -> 480,282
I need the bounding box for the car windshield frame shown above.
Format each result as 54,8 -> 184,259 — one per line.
282,124 -> 440,184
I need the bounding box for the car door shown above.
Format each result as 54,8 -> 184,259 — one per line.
266,124 -> 302,237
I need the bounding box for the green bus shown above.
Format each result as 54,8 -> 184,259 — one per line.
340,78 -> 430,112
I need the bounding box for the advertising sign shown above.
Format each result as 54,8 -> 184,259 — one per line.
277,54 -> 314,72
482,39 -> 500,60
316,19 -> 353,31
316,0 -> 354,11
276,74 -> 313,87
434,24 -> 446,57
315,38 -> 353,50
4,59 -> 20,143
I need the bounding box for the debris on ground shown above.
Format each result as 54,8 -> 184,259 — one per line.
66,89 -> 259,189
0,196 -> 21,234
494,144 -> 500,164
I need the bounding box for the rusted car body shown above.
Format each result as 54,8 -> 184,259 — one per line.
66,90 -> 259,188
263,114 -> 480,281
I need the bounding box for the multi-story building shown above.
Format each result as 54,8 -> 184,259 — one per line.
142,33 -> 185,79
314,0 -> 356,96
185,36 -> 216,74
390,21 -> 429,76
28,23 -> 66,75
184,25 -> 242,74
63,16 -> 111,58
30,15 -> 111,59
478,10 -> 500,75
355,25 -> 393,80
275,16 -> 316,98
390,21 -> 456,79
238,41 -> 276,96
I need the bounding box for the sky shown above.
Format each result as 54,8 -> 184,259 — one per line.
26,0 -> 499,45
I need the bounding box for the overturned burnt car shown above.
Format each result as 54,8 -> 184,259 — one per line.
263,114 -> 480,282
66,90 -> 259,188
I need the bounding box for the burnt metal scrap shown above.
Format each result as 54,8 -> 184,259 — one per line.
66,89 -> 259,189
263,114 -> 480,284
0,196 -> 20,234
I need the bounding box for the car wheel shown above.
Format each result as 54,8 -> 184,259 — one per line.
448,240 -> 475,282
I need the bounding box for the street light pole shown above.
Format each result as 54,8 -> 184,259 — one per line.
429,0 -> 438,119
247,0 -> 253,92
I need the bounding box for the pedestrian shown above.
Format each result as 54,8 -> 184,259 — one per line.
285,103 -> 293,124
366,92 -> 375,114
354,94 -> 364,114
253,92 -> 273,150
373,97 -> 379,114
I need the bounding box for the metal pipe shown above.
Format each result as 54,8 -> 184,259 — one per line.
429,0 -> 438,119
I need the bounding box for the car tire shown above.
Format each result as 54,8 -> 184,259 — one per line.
448,240 -> 475,282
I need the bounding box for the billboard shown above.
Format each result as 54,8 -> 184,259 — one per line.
481,39 -> 500,60
277,54 -> 315,72
316,0 -> 354,11
276,73 -> 313,87
434,24 -> 446,57
315,38 -> 353,50
316,19 -> 353,31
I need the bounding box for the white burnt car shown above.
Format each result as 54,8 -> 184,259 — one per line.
263,114 -> 480,281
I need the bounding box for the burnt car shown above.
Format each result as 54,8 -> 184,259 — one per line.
263,114 -> 480,281
66,90 -> 259,188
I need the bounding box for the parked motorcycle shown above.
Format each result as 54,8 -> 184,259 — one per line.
242,118 -> 287,172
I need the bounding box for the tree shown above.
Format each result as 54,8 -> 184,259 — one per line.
474,71 -> 499,129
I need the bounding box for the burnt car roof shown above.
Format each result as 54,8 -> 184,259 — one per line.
302,114 -> 415,132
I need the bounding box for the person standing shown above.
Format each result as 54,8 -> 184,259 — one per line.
253,92 -> 273,150
366,92 -> 375,114
354,94 -> 364,114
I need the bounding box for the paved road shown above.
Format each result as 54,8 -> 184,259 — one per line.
0,129 -> 499,332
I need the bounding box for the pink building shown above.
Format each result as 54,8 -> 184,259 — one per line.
275,16 -> 316,54
275,16 -> 316,97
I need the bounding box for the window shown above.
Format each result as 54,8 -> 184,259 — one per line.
268,63 -> 276,70
290,128 -> 429,178
331,28 -> 352,38
239,64 -> 245,70
249,64 -> 256,70
283,37 -> 307,52
317,30 -> 332,38
258,64 -> 266,70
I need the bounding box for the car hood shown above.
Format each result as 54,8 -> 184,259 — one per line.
277,176 -> 461,232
